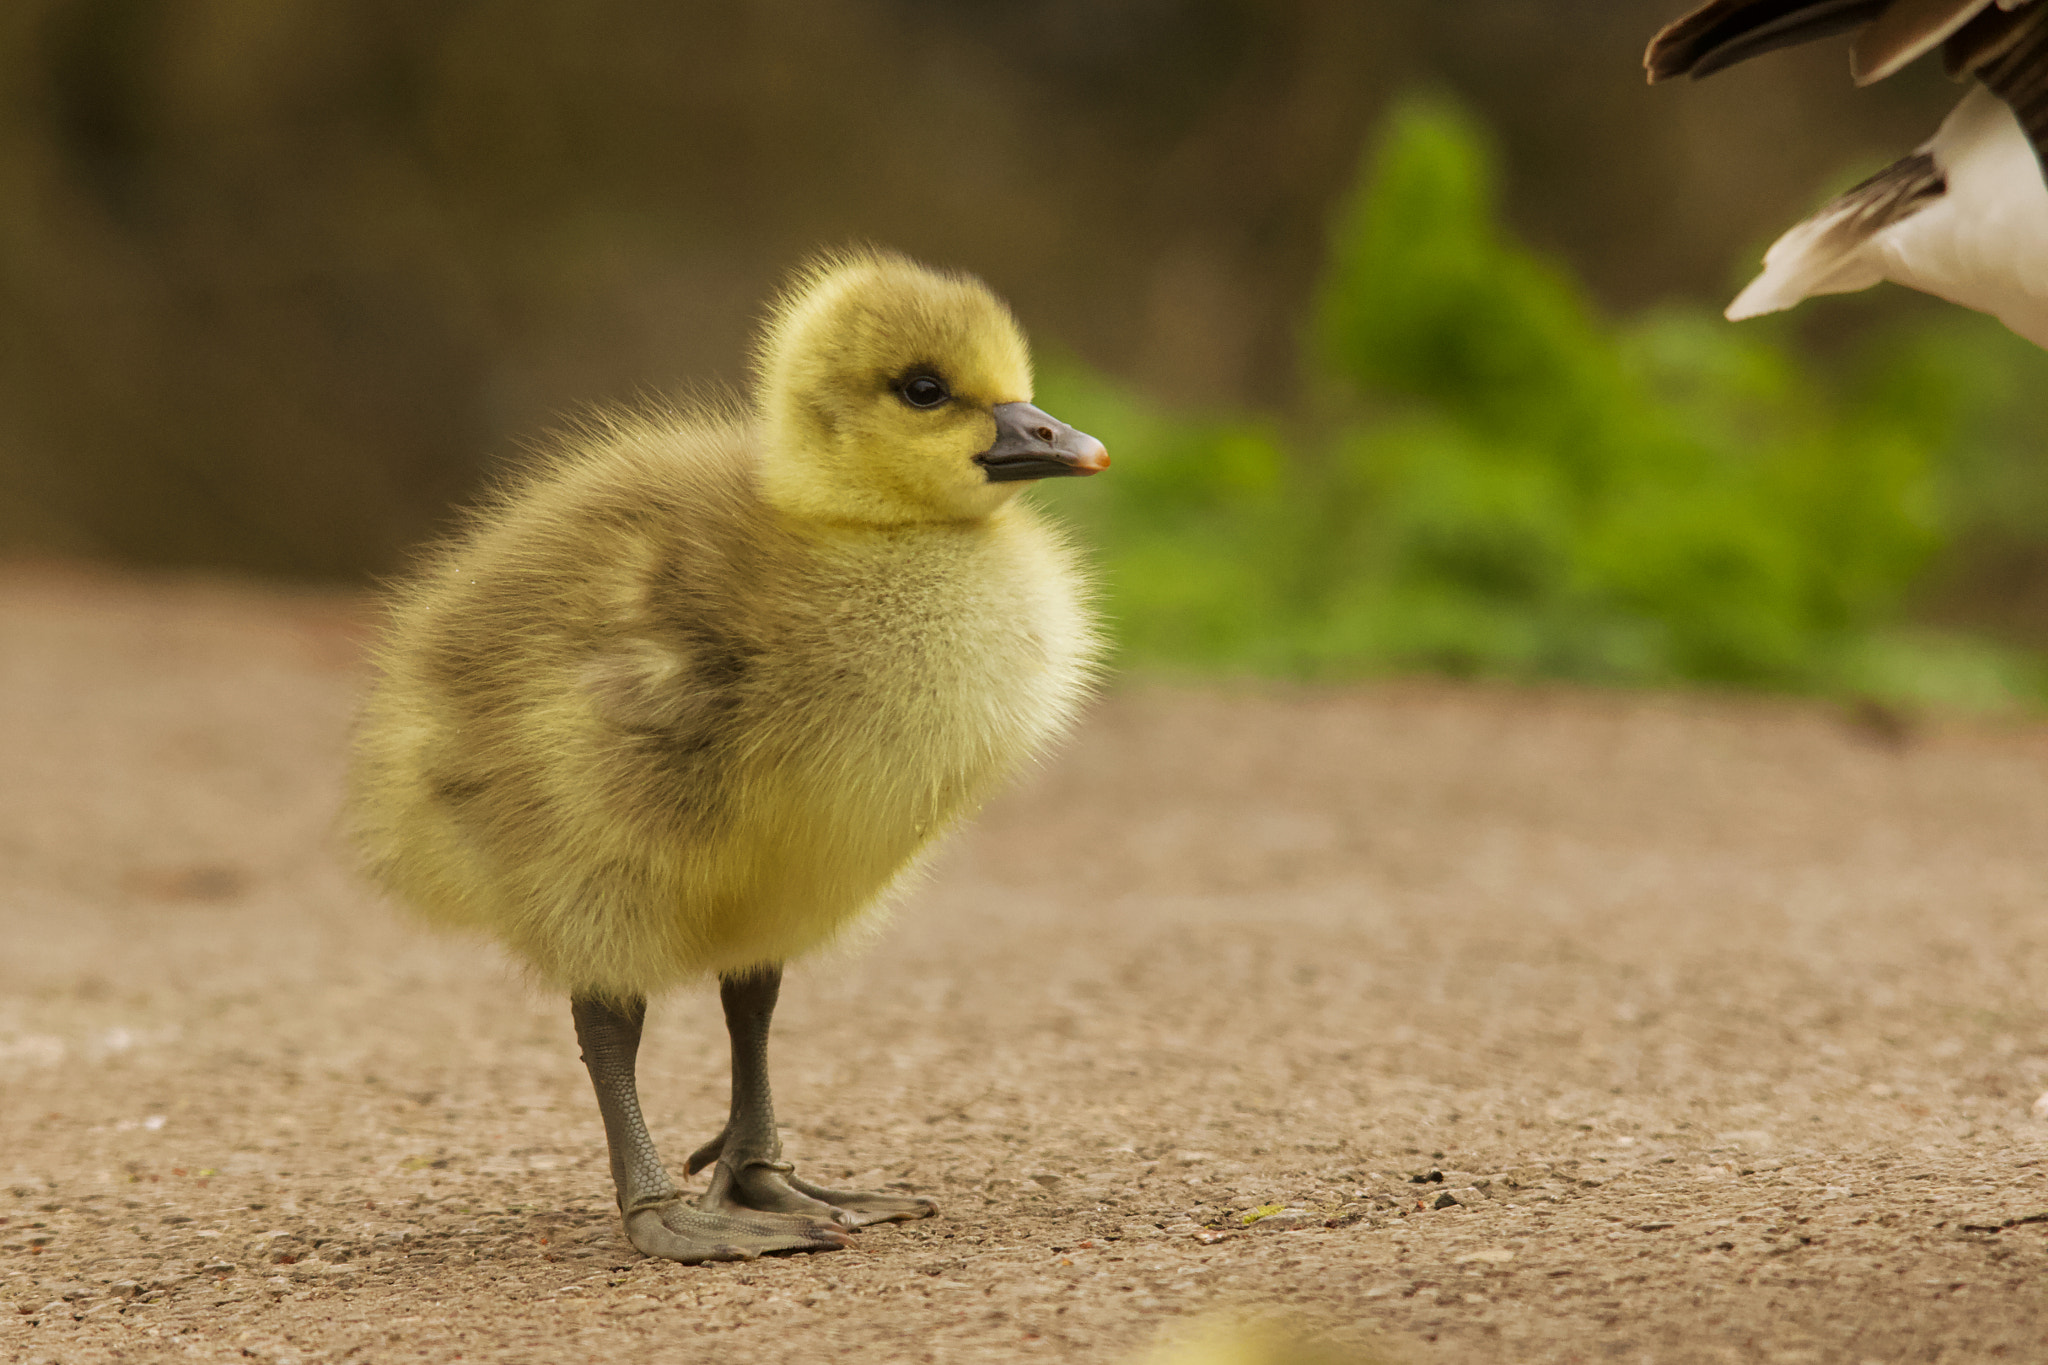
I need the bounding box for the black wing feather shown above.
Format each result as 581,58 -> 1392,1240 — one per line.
1948,1 -> 2048,170
1647,0 -> 1889,81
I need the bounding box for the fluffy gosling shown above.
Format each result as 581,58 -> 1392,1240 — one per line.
1646,0 -> 2048,346
346,250 -> 1107,1263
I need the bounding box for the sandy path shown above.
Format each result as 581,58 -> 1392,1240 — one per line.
4,567 -> 2048,1364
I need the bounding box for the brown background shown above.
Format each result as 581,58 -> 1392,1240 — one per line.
0,1 -> 1968,578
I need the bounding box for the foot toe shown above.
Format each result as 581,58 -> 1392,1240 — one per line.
787,1174 -> 939,1227
696,1158 -> 940,1230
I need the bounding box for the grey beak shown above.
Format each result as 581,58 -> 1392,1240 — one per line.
974,402 -> 1111,483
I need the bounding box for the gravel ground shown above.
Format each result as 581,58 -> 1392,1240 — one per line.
5,565 -> 2048,1365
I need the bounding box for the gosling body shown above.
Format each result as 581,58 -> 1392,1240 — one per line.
347,251 -> 1108,1262
351,414 -> 1094,997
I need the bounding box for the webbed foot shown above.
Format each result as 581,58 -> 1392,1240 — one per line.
622,1196 -> 853,1263
693,1148 -> 938,1229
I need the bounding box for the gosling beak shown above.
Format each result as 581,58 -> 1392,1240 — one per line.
974,402 -> 1111,483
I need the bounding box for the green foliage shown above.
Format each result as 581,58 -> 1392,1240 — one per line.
1037,94 -> 2048,705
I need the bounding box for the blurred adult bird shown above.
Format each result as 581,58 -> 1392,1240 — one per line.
347,250 -> 1107,1263
1646,0 -> 2048,345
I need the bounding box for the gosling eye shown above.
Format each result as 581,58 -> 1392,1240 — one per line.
895,374 -> 951,410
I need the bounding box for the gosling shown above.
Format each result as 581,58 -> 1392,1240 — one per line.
346,250 -> 1107,1263
1645,0 -> 2048,347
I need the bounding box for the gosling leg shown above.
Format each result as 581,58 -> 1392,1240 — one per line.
570,993 -> 852,1262
690,965 -> 939,1228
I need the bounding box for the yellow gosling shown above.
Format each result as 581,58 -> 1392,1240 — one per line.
346,249 -> 1107,1263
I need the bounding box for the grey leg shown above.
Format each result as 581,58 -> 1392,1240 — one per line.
691,966 -> 938,1229
571,994 -> 852,1262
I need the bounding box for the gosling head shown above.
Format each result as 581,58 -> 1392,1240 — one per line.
754,249 -> 1108,526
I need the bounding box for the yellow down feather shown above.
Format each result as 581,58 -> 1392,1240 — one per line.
345,249 -> 1099,1001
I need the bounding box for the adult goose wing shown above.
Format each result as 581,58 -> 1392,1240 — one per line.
1852,0 -> 2000,82
1645,0 -> 2033,89
1646,0 -> 2045,165
1644,0 -> 2048,346
1647,1 -> 1892,81
1722,149 -> 1947,318
1946,0 -> 2048,166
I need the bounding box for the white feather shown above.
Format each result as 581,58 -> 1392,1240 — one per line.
1727,85 -> 2048,346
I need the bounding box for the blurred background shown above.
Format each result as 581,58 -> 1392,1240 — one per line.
3,0 -> 2045,704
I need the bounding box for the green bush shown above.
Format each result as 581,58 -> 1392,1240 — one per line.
1036,94 -> 2048,706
